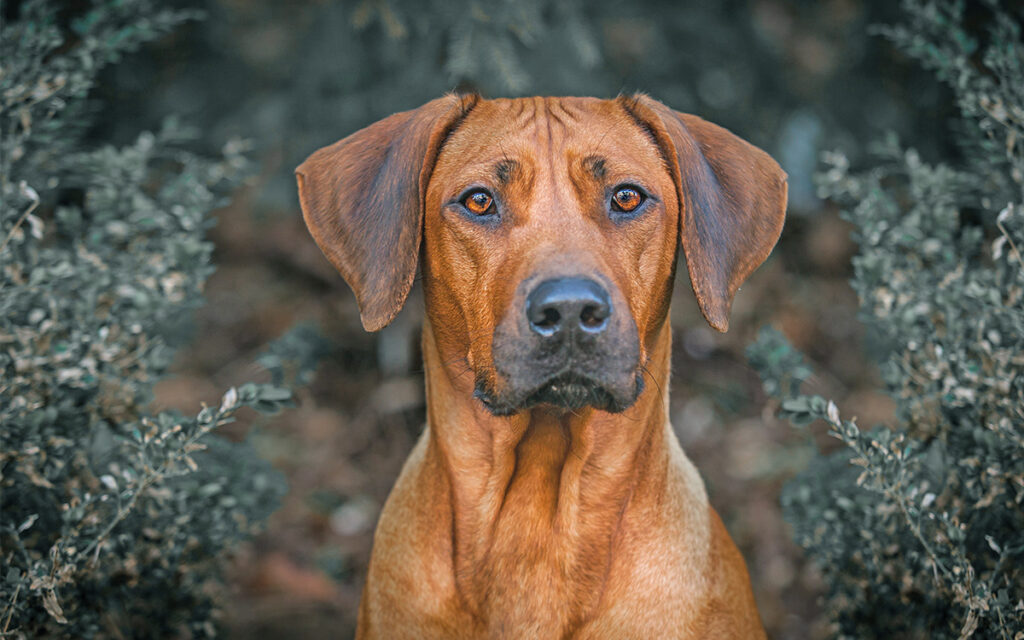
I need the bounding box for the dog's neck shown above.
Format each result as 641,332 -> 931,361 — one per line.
420,318 -> 675,634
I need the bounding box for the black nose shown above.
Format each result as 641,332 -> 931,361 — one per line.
526,278 -> 611,337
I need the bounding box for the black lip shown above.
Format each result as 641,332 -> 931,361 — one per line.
474,371 -> 644,416
523,373 -> 614,411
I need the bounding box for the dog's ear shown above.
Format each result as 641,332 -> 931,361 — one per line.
296,94 -> 478,331
619,95 -> 787,332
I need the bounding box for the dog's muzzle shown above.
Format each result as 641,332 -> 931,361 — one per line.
479,276 -> 643,415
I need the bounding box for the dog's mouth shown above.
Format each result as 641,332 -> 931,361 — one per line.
474,371 -> 644,416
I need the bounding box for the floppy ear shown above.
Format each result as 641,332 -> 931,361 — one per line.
296,94 -> 479,331
619,95 -> 787,332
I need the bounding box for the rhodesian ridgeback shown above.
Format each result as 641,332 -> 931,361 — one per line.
297,94 -> 786,638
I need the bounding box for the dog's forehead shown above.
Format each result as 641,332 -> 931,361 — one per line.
438,96 -> 663,171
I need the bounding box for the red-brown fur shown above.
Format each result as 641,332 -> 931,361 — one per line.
297,94 -> 786,638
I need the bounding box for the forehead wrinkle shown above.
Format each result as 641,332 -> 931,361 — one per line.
506,99 -> 534,132
553,99 -> 583,123
545,98 -> 575,132
540,99 -> 572,219
511,98 -> 527,120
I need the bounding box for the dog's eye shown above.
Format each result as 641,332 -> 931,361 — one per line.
611,186 -> 644,213
462,190 -> 494,215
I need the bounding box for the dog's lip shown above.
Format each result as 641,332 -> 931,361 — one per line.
474,368 -> 644,415
522,371 -> 607,406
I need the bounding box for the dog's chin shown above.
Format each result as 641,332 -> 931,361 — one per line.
474,372 -> 644,417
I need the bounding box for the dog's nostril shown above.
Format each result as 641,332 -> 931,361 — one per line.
538,307 -> 561,329
580,303 -> 609,330
527,298 -> 564,336
525,277 -> 611,337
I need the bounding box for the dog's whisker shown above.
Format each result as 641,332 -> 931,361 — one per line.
640,364 -> 664,400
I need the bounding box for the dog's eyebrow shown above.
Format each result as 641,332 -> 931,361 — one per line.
583,155 -> 607,179
494,159 -> 518,185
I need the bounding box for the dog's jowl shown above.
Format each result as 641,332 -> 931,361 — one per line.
297,94 -> 786,639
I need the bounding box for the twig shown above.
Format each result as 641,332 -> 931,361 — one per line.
995,216 -> 1022,270
0,181 -> 40,255
1,583 -> 21,635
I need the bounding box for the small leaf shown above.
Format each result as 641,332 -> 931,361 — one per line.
42,589 -> 68,624
782,397 -> 812,413
826,400 -> 841,424
256,385 -> 291,402
219,387 -> 238,413
17,513 -> 38,533
986,535 -> 1001,553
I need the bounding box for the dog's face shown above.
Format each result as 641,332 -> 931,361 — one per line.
422,98 -> 678,414
296,95 -> 786,416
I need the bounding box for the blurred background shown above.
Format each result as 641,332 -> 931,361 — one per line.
82,1 -> 958,637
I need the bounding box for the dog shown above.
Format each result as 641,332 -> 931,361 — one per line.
296,94 -> 786,638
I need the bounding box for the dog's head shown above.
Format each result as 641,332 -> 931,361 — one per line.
297,95 -> 786,416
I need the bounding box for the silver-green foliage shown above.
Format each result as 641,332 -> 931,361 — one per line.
748,1 -> 1024,638
1,2 -> 288,637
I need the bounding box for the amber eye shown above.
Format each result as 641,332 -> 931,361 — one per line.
463,190 -> 494,215
611,186 -> 644,213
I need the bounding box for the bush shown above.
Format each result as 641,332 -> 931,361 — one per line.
748,1 -> 1024,637
0,2 -> 290,637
